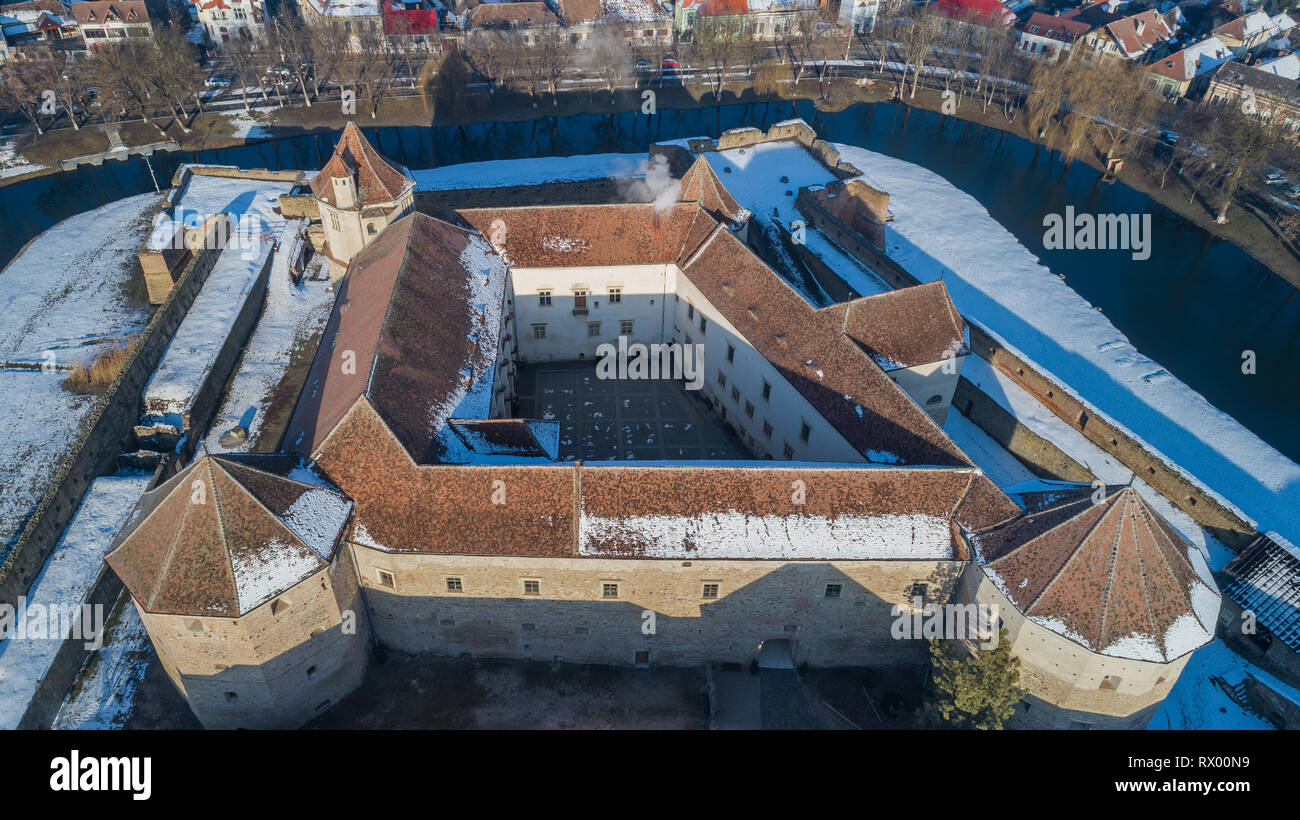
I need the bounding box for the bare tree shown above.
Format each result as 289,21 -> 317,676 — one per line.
271,10 -> 316,107
0,63 -> 50,136
1025,58 -> 1067,148
1089,60 -> 1155,163
896,7 -> 944,99
690,16 -> 742,101
465,30 -> 512,96
1203,107 -> 1281,223
587,25 -> 629,103
531,26 -> 573,106
972,23 -> 1014,114
224,37 -> 258,112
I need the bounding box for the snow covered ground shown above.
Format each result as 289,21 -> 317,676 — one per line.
1151,638 -> 1297,730
205,249 -> 335,453
0,193 -> 158,554
0,472 -> 150,729
412,153 -> 648,192
222,108 -> 274,141
0,138 -> 47,180
53,596 -> 152,730
942,409 -> 1037,488
703,144 -> 890,305
141,175 -> 295,430
827,141 -> 1299,548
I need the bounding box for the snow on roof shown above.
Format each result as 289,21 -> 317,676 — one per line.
0,473 -> 150,729
305,0 -> 380,16
411,152 -> 646,192
1258,53 -> 1300,80
579,511 -> 954,559
1148,36 -> 1233,82
830,141 -> 1300,551
974,486 -> 1219,663
1222,532 -> 1300,651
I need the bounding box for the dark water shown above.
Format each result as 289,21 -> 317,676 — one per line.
1,101 -> 1296,461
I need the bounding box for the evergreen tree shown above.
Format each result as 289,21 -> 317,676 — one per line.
919,630 -> 1023,730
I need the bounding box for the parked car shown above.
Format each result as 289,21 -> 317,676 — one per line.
635,59 -> 651,73
204,75 -> 232,89
661,57 -> 679,69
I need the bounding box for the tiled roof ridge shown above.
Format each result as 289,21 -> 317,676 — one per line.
362,218 -> 419,400
1125,499 -> 1167,657
1015,492 -> 1118,614
1130,493 -> 1198,646
213,457 -> 337,560
679,218 -> 726,269
146,461 -> 207,611
203,458 -> 242,613
1092,493 -> 1131,650
984,494 -> 1094,558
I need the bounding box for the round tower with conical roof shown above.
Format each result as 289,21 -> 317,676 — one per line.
957,484 -> 1221,729
106,454 -> 372,729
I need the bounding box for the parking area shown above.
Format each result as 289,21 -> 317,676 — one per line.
515,362 -> 749,461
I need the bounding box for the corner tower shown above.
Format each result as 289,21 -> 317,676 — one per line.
105,454 -> 372,729
310,122 -> 416,281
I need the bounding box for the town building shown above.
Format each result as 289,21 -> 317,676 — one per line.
1212,10 -> 1293,57
105,125 -> 1221,729
1072,7 -> 1180,62
309,122 -> 417,279
1219,531 -> 1300,684
465,0 -> 560,33
70,1 -> 151,51
1205,61 -> 1300,132
1145,36 -> 1233,99
191,0 -> 267,47
1016,11 -> 1091,61
675,0 -> 828,41
557,0 -> 673,50
837,0 -> 882,33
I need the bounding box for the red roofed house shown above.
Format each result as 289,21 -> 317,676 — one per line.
310,122 -> 416,279
192,0 -> 266,47
381,0 -> 438,39
1016,11 -> 1093,61
71,1 -> 151,50
1074,7 -> 1180,62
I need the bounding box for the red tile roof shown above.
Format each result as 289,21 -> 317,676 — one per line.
106,455 -> 352,617
678,156 -> 749,226
1021,11 -> 1092,43
466,1 -> 558,28
310,122 -> 414,209
282,212 -> 508,462
71,1 -> 148,25
972,486 -> 1217,662
1103,9 -> 1177,58
833,281 -> 967,371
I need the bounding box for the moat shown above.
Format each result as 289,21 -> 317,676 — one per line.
0,100 -> 1296,462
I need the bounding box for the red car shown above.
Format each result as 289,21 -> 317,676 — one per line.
661,57 -> 679,69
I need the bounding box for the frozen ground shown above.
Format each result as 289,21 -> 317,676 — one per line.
52,595 -> 152,730
831,142 -> 1299,550
0,472 -> 150,729
1151,639 -> 1299,730
205,240 -> 334,453
142,175 -> 295,429
704,143 -> 891,304
0,193 -> 158,553
0,138 -> 46,180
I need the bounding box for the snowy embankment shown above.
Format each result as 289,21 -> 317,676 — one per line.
831,143 -> 1300,548
205,237 -> 335,453
1152,638 -> 1299,730
411,153 -> 648,192
53,598 -> 152,730
0,138 -> 47,180
703,144 -> 891,304
141,176 -> 294,431
0,473 -> 150,730
0,193 -> 158,554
